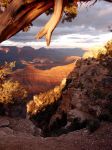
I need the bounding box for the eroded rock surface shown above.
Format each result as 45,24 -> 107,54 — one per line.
0,122 -> 112,150
0,117 -> 10,127
0,117 -> 42,137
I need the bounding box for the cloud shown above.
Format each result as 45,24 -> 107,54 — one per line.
2,32 -> 111,50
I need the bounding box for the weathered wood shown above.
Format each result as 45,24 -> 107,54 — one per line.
0,0 -> 53,43
36,0 -> 64,46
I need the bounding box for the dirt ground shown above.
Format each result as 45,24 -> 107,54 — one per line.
0,122 -> 112,150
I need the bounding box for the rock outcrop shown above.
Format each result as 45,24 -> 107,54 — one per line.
27,41 -> 112,136
0,116 -> 42,137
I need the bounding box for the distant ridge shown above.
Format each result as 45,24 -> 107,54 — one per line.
0,46 -> 83,69
0,46 -> 81,95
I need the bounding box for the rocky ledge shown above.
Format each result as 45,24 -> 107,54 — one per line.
0,117 -> 112,150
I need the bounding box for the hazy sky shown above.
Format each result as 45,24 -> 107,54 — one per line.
1,1 -> 112,49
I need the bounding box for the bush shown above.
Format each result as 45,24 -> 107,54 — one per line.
105,40 -> 112,56
0,62 -> 27,104
83,47 -> 107,59
83,40 -> 112,59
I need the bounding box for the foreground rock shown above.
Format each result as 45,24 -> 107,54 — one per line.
0,117 -> 10,127
0,122 -> 112,150
0,117 -> 42,137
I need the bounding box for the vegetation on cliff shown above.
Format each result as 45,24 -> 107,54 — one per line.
0,62 -> 27,104
27,78 -> 66,115
0,62 -> 27,117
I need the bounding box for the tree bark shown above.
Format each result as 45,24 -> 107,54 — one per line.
0,0 -> 53,43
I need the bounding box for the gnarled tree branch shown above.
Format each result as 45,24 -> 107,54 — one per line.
36,0 -> 64,46
0,0 -> 53,43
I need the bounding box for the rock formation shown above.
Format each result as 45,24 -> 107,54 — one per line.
27,41 -> 112,136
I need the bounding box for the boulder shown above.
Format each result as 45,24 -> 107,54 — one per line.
0,117 -> 10,127
0,127 -> 13,135
9,118 -> 36,135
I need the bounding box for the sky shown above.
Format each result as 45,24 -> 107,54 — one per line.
0,1 -> 112,50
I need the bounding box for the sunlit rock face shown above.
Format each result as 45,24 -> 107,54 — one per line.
27,78 -> 67,115
27,41 -> 112,136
